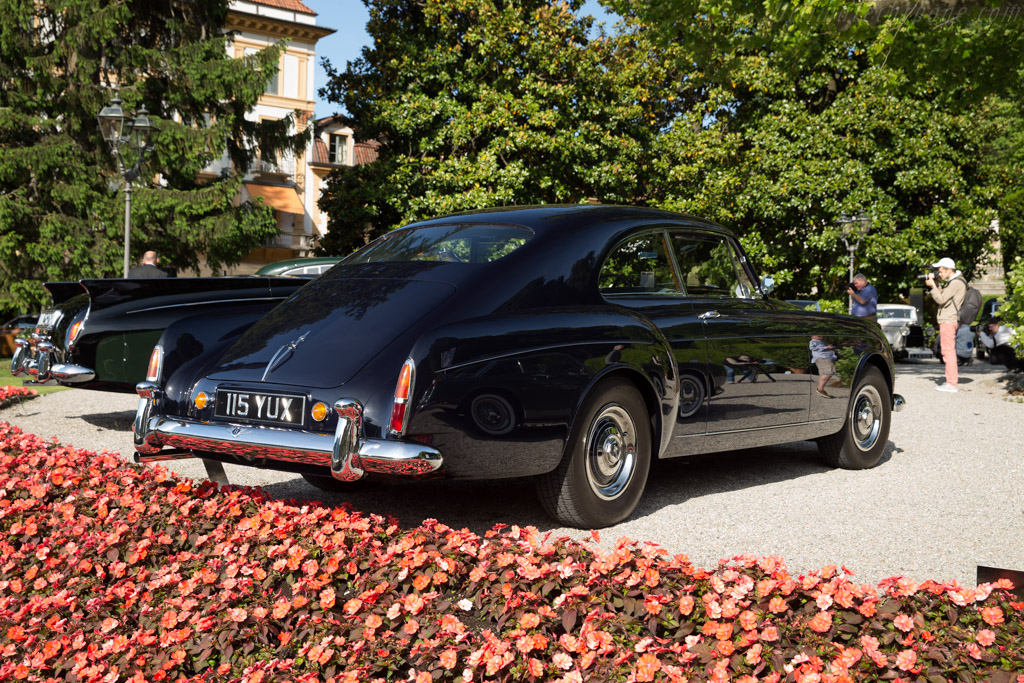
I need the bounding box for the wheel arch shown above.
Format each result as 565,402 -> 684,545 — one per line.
569,366 -> 665,462
856,352 -> 894,400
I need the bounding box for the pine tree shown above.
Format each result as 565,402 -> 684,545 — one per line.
0,0 -> 305,315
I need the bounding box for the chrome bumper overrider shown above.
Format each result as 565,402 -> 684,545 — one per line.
893,394 -> 906,412
132,383 -> 442,481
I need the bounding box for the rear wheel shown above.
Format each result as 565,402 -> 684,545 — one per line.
817,366 -> 890,469
535,379 -> 651,528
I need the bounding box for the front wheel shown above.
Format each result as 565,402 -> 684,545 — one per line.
817,366 -> 891,469
535,379 -> 651,528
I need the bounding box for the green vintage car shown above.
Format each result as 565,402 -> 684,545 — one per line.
254,257 -> 343,278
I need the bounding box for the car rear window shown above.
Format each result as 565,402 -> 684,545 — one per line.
343,223 -> 533,265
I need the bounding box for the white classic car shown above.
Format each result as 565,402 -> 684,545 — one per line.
876,304 -> 932,360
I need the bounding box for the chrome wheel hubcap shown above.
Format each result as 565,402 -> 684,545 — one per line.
586,404 -> 636,500
851,384 -> 883,451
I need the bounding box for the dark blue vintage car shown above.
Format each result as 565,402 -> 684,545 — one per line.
126,205 -> 903,528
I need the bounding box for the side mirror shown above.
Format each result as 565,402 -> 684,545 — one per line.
760,275 -> 774,295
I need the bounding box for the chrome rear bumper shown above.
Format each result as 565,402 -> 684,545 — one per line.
132,383 -> 442,481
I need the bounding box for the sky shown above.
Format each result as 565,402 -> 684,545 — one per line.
303,0 -> 615,118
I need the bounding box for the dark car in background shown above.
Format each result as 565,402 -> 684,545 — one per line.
129,205 -> 903,528
254,256 -> 343,278
10,278 -> 306,392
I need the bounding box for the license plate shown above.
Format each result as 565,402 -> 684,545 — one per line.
215,390 -> 305,426
36,310 -> 60,329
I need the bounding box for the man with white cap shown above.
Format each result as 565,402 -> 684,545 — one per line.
925,257 -> 966,392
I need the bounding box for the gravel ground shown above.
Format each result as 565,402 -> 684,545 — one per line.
3,356 -> 1022,587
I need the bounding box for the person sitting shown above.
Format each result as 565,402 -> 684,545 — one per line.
978,318 -> 1021,371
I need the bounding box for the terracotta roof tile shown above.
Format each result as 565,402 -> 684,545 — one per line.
312,138 -> 329,165
251,0 -> 316,15
353,140 -> 380,165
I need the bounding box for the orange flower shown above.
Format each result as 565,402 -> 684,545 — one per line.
320,586 -> 336,610
634,653 -> 661,682
520,612 -> 541,629
739,610 -> 758,630
981,606 -> 1004,626
893,614 -> 914,632
808,611 -> 832,633
769,596 -> 788,613
678,595 -> 695,615
976,629 -> 996,647
528,657 -> 545,677
439,649 -> 458,670
895,649 -> 917,671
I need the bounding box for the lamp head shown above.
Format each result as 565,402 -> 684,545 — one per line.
97,97 -> 127,148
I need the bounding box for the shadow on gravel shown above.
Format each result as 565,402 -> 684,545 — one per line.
256,438 -> 898,536
80,410 -> 136,431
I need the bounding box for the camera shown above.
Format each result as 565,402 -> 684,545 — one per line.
916,269 -> 937,281
847,282 -> 857,290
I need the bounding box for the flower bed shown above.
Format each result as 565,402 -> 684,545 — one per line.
0,386 -> 37,410
1,420 -> 1022,683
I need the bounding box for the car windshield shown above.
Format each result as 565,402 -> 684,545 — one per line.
877,309 -> 912,320
343,223 -> 533,265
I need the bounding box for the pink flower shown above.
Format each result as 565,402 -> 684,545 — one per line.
893,614 -> 914,632
552,652 -> 573,670
895,649 -> 917,671
976,629 -> 996,647
227,608 -> 247,622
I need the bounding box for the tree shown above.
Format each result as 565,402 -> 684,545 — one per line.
0,0 -> 306,315
317,0 -> 674,254
604,0 -> 1018,305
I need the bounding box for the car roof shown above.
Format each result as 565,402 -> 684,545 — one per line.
403,204 -> 733,238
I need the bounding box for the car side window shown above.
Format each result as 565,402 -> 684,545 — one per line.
670,233 -> 756,299
599,232 -> 680,296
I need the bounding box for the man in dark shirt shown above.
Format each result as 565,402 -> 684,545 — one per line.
847,273 -> 878,322
127,251 -> 168,278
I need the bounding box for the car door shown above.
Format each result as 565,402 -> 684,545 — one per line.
666,230 -> 813,451
598,229 -> 709,456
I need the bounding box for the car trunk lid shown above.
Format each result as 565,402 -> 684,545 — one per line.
207,277 -> 456,388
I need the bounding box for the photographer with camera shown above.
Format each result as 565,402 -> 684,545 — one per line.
978,318 -> 1021,371
847,273 -> 878,322
925,257 -> 966,392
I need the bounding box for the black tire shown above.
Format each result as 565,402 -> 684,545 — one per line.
301,473 -> 374,493
535,379 -> 651,528
817,366 -> 891,469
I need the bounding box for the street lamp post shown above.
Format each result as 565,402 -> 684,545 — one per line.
97,97 -> 157,277
837,212 -> 872,314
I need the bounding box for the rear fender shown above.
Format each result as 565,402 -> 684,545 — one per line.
405,307 -> 675,477
157,304 -> 281,415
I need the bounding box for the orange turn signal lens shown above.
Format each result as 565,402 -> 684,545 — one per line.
311,402 -> 328,421
68,320 -> 84,345
194,392 -> 208,410
145,345 -> 163,382
389,359 -> 415,436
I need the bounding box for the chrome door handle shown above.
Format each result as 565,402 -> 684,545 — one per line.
698,311 -> 721,320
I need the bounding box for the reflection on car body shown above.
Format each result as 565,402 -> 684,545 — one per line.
122,206 -> 904,528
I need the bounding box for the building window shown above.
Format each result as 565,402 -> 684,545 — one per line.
328,134 -> 347,165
